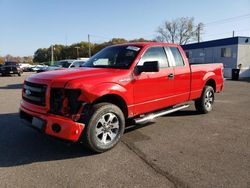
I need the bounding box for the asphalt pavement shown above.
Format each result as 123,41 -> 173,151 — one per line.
0,73 -> 249,188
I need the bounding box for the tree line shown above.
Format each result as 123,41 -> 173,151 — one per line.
0,55 -> 33,65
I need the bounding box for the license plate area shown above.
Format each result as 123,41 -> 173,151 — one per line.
32,117 -> 46,131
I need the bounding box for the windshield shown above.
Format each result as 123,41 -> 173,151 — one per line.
83,45 -> 142,69
55,60 -> 73,68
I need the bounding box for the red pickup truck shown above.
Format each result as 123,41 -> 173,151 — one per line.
20,42 -> 224,152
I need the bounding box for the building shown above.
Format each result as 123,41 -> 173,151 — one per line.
182,36 -> 250,78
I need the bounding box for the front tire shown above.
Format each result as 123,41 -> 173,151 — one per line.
195,86 -> 215,114
81,102 -> 125,153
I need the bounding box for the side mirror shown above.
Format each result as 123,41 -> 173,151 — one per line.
136,61 -> 159,74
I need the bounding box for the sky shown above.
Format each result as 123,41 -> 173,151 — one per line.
0,0 -> 250,56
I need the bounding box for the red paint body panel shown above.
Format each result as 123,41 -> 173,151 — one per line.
189,63 -> 224,100
20,42 -> 224,141
20,102 -> 84,142
132,67 -> 175,115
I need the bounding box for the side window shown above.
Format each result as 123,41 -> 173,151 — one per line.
138,47 -> 169,68
169,47 -> 185,67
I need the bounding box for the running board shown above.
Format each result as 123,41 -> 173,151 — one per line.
134,104 -> 190,124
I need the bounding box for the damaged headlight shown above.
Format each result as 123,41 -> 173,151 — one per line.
50,88 -> 82,116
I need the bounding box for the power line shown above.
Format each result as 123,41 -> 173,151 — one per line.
87,15 -> 250,45
205,13 -> 250,25
204,27 -> 250,37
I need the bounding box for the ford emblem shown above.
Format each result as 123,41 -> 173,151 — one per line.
25,89 -> 31,95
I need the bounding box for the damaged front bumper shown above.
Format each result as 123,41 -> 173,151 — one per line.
20,104 -> 85,142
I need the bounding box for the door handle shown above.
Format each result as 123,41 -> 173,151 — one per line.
168,73 -> 174,80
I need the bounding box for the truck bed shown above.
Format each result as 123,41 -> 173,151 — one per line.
190,63 -> 224,100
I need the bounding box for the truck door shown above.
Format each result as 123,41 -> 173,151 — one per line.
133,46 -> 175,115
165,46 -> 191,104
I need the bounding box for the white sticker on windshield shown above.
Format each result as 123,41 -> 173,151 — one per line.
126,46 -> 141,51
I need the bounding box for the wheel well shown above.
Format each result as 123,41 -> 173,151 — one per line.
205,79 -> 216,92
93,94 -> 128,118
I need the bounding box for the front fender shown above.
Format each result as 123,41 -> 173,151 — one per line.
89,82 -> 131,104
66,82 -> 132,105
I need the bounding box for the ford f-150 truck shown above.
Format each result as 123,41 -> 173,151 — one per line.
20,42 -> 224,153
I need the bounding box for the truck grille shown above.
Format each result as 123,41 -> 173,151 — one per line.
2,67 -> 17,71
23,81 -> 47,106
7,67 -> 17,71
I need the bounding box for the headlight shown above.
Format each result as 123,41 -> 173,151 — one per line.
65,89 -> 82,114
50,88 -> 64,115
50,88 -> 81,116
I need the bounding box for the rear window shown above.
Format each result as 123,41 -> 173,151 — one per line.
169,47 -> 185,67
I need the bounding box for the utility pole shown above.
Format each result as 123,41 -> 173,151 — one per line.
51,45 -> 54,65
88,34 -> 91,57
232,30 -> 235,37
197,24 -> 201,43
75,47 -> 80,59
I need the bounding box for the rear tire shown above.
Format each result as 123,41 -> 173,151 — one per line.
81,102 -> 125,153
195,86 -> 215,114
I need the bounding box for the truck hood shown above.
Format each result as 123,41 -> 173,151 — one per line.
26,67 -> 129,87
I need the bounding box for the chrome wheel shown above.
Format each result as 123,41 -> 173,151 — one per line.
195,86 -> 215,114
204,90 -> 214,110
95,112 -> 120,144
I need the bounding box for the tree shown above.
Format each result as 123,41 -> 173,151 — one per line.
0,57 -> 4,64
129,38 -> 153,42
156,17 -> 204,44
33,48 -> 50,63
22,56 -> 33,64
109,38 -> 127,45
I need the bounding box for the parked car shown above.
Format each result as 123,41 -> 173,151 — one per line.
77,57 -> 89,62
54,59 -> 88,68
20,63 -> 33,72
0,61 -> 23,76
37,59 -> 86,73
20,42 -> 224,153
31,64 -> 48,72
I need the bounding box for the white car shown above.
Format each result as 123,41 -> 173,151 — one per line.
37,59 -> 88,73
54,59 -> 88,68
32,64 -> 48,72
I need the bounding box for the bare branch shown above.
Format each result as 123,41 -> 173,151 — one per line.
155,17 -> 203,44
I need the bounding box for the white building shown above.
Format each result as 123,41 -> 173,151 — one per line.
182,36 -> 250,78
